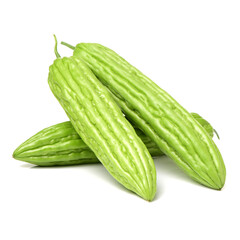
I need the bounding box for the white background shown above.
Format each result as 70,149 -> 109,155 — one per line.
0,0 -> 239,239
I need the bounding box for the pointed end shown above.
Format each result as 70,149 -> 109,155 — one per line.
12,150 -> 18,159
141,191 -> 155,202
210,178 -> 225,191
214,185 -> 224,191
217,182 -> 225,191
12,147 -> 23,160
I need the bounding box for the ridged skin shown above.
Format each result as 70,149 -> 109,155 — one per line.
12,122 -> 160,166
13,122 -> 98,166
73,43 -> 226,189
13,113 -> 214,167
48,56 -> 156,201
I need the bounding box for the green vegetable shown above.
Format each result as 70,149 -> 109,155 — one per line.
47,37 -> 156,201
62,41 -> 226,189
13,122 -> 99,167
13,113 -> 214,167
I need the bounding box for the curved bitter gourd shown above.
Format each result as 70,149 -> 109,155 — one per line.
12,113 -> 215,167
48,37 -> 156,201
62,41 -> 226,189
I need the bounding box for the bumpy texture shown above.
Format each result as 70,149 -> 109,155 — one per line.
73,43 -> 226,189
13,113 -> 214,167
48,56 -> 156,201
13,122 -> 99,166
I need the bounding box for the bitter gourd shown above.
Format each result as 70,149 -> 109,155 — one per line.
47,38 -> 156,200
13,113 -> 214,167
62,41 -> 226,189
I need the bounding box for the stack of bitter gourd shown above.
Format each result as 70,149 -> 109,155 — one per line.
13,36 -> 226,201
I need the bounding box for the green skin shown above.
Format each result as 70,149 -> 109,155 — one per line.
13,113 -> 215,167
61,41 -> 226,190
46,37 -> 157,201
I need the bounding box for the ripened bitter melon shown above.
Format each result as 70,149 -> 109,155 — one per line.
47,38 -> 156,200
61,42 -> 226,189
13,113 -> 215,167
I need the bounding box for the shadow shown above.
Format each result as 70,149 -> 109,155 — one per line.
89,164 -> 167,201
89,164 -> 134,194
90,164 -> 164,202
21,162 -> 100,169
22,162 -> 142,198
21,163 -> 36,168
23,161 -> 161,202
154,155 -> 207,189
152,182 -> 163,201
154,156 -> 189,180
20,155 -> 209,201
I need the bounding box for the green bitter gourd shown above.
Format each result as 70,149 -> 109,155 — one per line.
48,37 -> 156,200
61,41 -> 226,189
13,113 -> 215,167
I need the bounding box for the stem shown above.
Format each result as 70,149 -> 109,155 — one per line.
61,41 -> 75,50
53,34 -> 61,58
213,129 -> 220,139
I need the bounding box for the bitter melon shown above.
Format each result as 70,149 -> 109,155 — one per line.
13,113 -> 214,167
47,38 -> 156,200
62,41 -> 226,189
